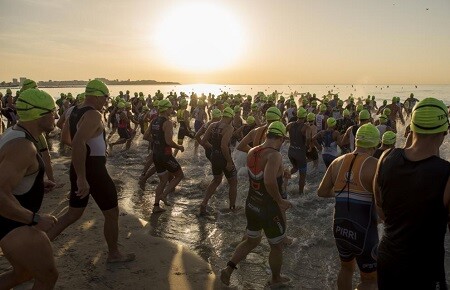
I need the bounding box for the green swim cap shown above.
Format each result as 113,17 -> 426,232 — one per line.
338,100 -> 343,106
355,124 -> 380,148
117,102 -> 126,109
152,100 -> 159,107
383,108 -> 391,116
77,93 -> 86,102
327,117 -> 337,127
211,108 -> 222,119
382,131 -> 396,145
142,106 -> 149,111
223,107 -> 235,118
234,105 -> 241,113
198,100 -> 205,106
319,104 -> 327,112
251,103 -> 258,110
16,89 -> 56,122
179,99 -> 188,107
267,121 -> 286,137
265,107 -> 282,121
223,102 -> 230,108
297,107 -> 307,118
158,99 -> 172,112
359,109 -> 370,121
6,88 -> 12,94
383,100 -> 387,105
125,102 -> 132,108
307,112 -> 315,122
343,109 -> 350,116
246,116 -> 255,125
356,104 -> 364,112
20,79 -> 37,92
379,114 -> 387,124
85,79 -> 109,97
411,98 -> 449,134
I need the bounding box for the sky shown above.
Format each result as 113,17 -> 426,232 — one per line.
1,0 -> 450,84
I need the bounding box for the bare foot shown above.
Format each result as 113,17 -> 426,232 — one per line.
266,275 -> 292,289
107,252 -> 136,263
152,206 -> 166,213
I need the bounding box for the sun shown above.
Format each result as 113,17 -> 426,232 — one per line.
154,2 -> 244,72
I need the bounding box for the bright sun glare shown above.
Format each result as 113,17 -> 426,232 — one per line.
154,2 -> 244,72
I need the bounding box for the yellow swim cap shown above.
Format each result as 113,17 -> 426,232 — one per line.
355,124 -> 380,148
265,107 -> 282,121
411,98 -> 449,134
85,79 -> 109,97
223,107 -> 235,118
267,121 -> 286,137
211,108 -> 222,119
382,131 -> 396,145
16,89 -> 56,122
297,107 -> 307,118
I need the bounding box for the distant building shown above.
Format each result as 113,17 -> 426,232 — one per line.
19,77 -> 26,84
12,78 -> 18,84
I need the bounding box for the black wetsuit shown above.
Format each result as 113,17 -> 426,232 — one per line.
0,128 -> 45,240
151,116 -> 180,174
246,147 -> 285,244
377,148 -> 450,289
208,122 -> 236,178
69,106 -> 118,211
288,122 -> 307,172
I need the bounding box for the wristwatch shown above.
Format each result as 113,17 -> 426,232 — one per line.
29,212 -> 40,226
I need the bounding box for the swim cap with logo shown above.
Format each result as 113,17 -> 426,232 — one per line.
327,117 -> 337,127
297,107 -> 307,118
158,99 -> 172,112
267,121 -> 286,137
211,108 -> 222,119
410,97 -> 449,134
359,110 -> 370,121
234,105 -> 241,113
355,124 -> 380,148
20,79 -> 37,92
223,102 -> 230,108
16,89 -> 56,121
382,131 -> 396,145
379,114 -> 387,124
307,112 -> 315,122
85,79 -> 109,97
319,104 -> 327,112
246,116 -> 255,125
343,109 -> 350,117
223,107 -> 235,118
265,107 -> 282,121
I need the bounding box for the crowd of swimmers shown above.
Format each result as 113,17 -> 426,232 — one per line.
0,79 -> 449,289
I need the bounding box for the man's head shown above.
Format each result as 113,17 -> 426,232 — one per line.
411,98 -> 448,137
382,131 -> 396,147
355,123 -> 380,149
158,99 -> 173,115
265,107 -> 282,123
16,89 -> 56,133
266,121 -> 286,149
85,79 -> 110,110
222,107 -> 235,122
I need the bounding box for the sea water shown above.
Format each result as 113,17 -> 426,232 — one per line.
38,84 -> 450,289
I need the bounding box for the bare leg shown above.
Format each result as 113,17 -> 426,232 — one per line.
358,271 -> 377,290
298,172 -> 306,194
47,207 -> 85,241
200,175 -> 223,213
227,176 -> 237,209
153,172 -> 169,213
102,207 -> 135,263
337,259 -> 355,290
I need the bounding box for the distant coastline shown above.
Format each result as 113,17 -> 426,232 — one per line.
0,78 -> 181,88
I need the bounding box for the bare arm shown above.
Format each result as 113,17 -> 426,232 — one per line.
317,161 -> 335,197
237,128 -> 256,153
373,152 -> 387,221
200,122 -> 214,149
221,125 -> 234,167
163,119 -> 182,149
264,152 -> 291,211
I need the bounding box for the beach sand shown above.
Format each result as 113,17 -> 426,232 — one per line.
0,153 -> 222,290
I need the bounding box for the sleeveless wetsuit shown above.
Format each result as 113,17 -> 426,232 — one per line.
151,116 -> 180,174
177,109 -> 193,141
69,106 -> 118,211
0,127 -> 45,240
117,111 -> 131,139
288,122 -> 307,173
208,122 -> 236,178
246,147 -> 285,244
377,148 -> 450,289
333,153 -> 378,273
